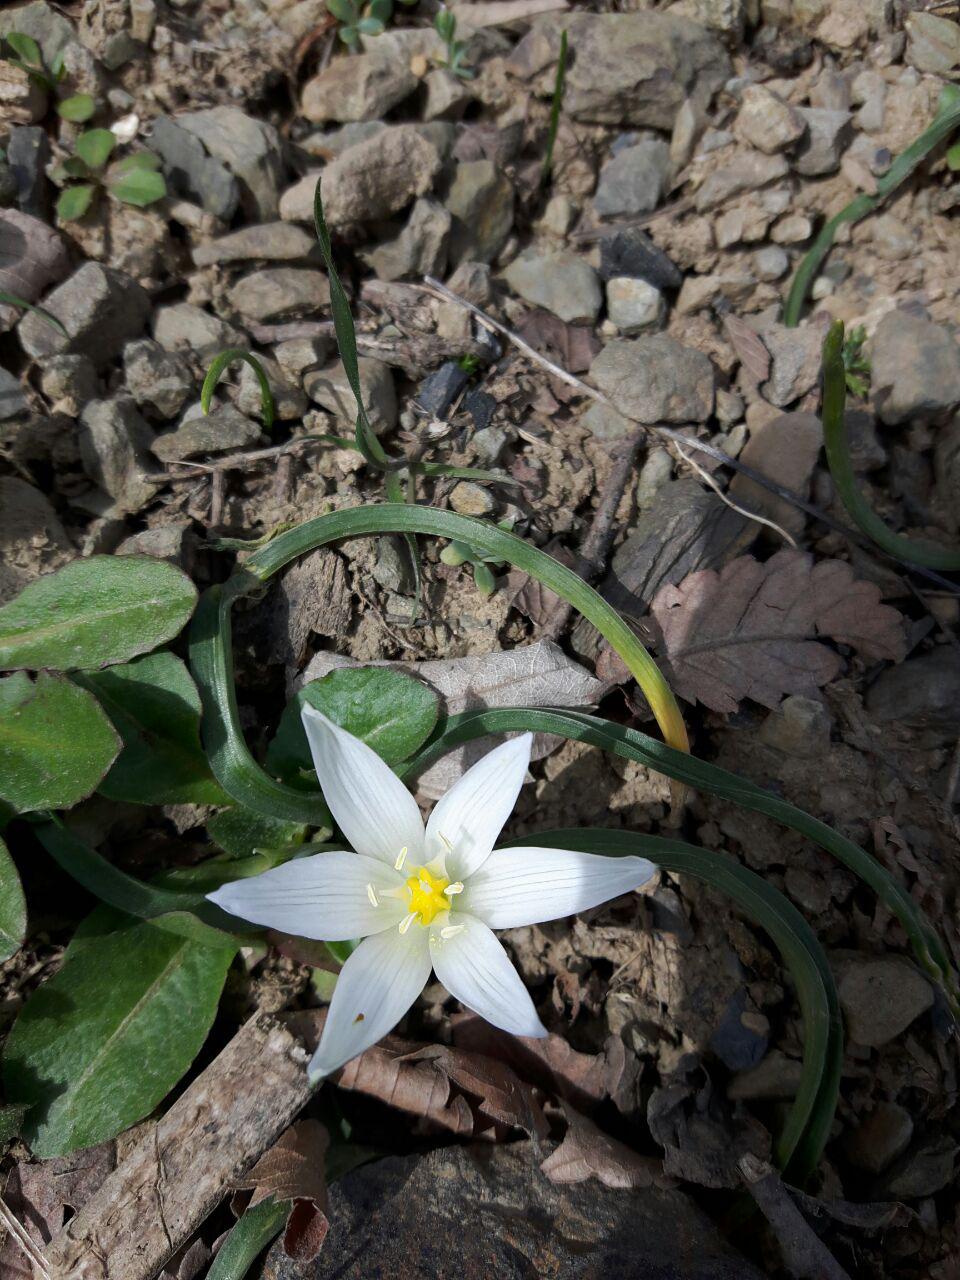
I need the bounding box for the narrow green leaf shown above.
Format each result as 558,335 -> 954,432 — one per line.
201,349 -> 275,430
56,93 -> 95,122
4,33 -> 42,67
74,128 -> 115,171
0,838 -> 27,963
0,672 -> 120,814
108,166 -> 166,208
206,1196 -> 289,1280
266,667 -> 439,787
0,292 -> 67,336
0,555 -> 198,672
3,915 -> 235,1157
76,652 -> 227,806
542,29 -> 568,183
56,183 -> 96,222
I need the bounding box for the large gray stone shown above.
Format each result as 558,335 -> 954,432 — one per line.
191,222 -> 317,267
175,108 -> 284,221
729,411 -> 822,536
0,209 -> 70,333
0,475 -> 73,604
837,956 -> 933,1048
301,50 -> 418,124
865,648 -> 960,743
594,140 -> 671,218
304,356 -> 397,433
0,368 -> 27,420
360,198 -> 451,282
149,116 -> 239,222
793,107 -> 853,176
78,396 -> 155,512
444,160 -> 514,266
18,263 -> 150,366
870,311 -> 960,425
123,339 -> 194,419
151,406 -> 262,462
320,126 -> 443,228
262,1143 -> 763,1280
590,335 -> 714,423
503,248 -> 601,324
227,268 -> 331,323
153,303 -> 245,356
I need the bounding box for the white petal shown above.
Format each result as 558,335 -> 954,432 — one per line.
429,911 -> 546,1038
207,851 -> 406,940
425,733 -> 532,881
308,925 -> 432,1078
302,707 -> 425,866
461,846 -> 656,930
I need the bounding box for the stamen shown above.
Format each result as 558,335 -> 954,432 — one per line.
366,883 -> 379,908
394,846 -> 408,871
437,831 -> 454,852
440,924 -> 465,940
398,912 -> 417,935
444,882 -> 464,896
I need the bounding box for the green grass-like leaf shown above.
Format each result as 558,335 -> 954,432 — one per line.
542,29 -> 568,183
201,348 -> 276,430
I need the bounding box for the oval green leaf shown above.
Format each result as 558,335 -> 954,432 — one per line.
74,127 -> 115,171
206,806 -> 309,859
0,555 -> 198,672
5,32 -> 42,67
108,166 -> 166,208
76,652 -> 227,806
0,838 -> 26,963
56,92 -> 95,122
56,183 -> 96,222
0,672 -> 120,813
265,666 -> 439,787
2,915 -> 234,1157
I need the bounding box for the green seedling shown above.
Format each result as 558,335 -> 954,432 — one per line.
326,0 -> 417,48
434,9 -> 473,80
1,31 -> 95,122
439,519 -> 514,595
52,128 -> 166,222
841,324 -> 870,398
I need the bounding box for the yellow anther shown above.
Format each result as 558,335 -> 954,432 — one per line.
444,882 -> 464,896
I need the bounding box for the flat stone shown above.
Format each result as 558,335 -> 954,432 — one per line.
606,277 -> 664,333
273,336 -> 333,380
837,957 -> 934,1047
728,1051 -> 804,1102
176,108 -> 284,221
761,322 -> 824,406
696,152 -> 790,212
753,245 -> 789,281
301,50 -> 417,124
116,520 -> 197,571
0,368 -> 27,420
278,172 -> 323,224
304,356 -> 397,433
320,126 -> 442,228
261,1143 -> 763,1280
729,411 -> 822,536
599,228 -> 683,290
793,107 -> 853,176
503,248 -> 601,324
227,268 -> 331,323
758,695 -> 833,758
590,335 -> 714,424
423,67 -> 474,121
123,339 -> 194,419
734,85 -> 806,154
594,140 -> 671,218
0,209 -> 70,334
37,354 -> 98,416
150,406 -> 262,462
7,125 -> 50,220
449,480 -> 495,516
149,116 -> 239,222
416,361 -> 469,418
18,263 -> 150,366
444,160 -> 514,267
870,311 -> 960,425
865,648 -> 960,743
906,11 -> 960,74
153,302 -> 245,356
192,222 -> 316,267
770,213 -> 813,244
360,198 -> 451,282
843,1102 -> 914,1175
78,396 -> 156,513
582,401 -> 635,443
0,475 -> 72,604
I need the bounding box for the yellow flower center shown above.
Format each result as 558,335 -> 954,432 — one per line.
405,865 -> 450,927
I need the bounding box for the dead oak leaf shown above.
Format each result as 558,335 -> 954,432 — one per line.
650,550 -> 907,713
541,1102 -> 665,1190
234,1120 -> 330,1263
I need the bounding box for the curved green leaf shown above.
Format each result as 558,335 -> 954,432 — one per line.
0,672 -> 120,813
3,914 -> 234,1157
108,166 -> 166,208
0,838 -> 26,963
56,183 -> 96,222
5,32 -> 42,67
56,93 -> 95,122
0,292 -> 67,336
0,555 -> 198,672
74,128 -> 115,171
206,806 -> 309,860
206,1196 -> 289,1280
201,348 -> 276,430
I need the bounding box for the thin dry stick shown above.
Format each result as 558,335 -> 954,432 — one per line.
739,1155 -> 853,1280
671,437 -> 798,548
141,435 -> 334,485
0,1195 -> 53,1280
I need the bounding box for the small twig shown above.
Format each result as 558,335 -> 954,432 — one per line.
141,435 -> 335,485
739,1155 -> 853,1280
571,194 -> 696,242
0,1195 -> 53,1280
209,468 -> 226,528
672,437 -> 798,548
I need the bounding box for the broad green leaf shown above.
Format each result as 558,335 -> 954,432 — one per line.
56,183 -> 96,221
108,166 -> 166,208
0,838 -> 26,962
58,154 -> 92,178
0,555 -> 198,672
356,16 -> 385,33
74,128 -> 115,171
56,92 -> 95,122
5,32 -> 42,67
76,652 -> 226,806
367,0 -> 392,21
207,806 -> 308,859
3,915 -> 235,1157
110,150 -> 162,174
265,667 -> 439,787
947,141 -> 960,171
0,672 -> 120,814
326,0 -> 357,21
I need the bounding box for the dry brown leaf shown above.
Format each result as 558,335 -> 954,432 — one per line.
234,1120 -> 330,1263
650,550 -> 907,713
541,1102 -> 664,1190
723,314 -> 770,384
504,539 -> 577,627
517,308 -> 602,375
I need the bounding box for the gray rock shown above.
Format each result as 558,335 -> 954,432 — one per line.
228,268 -> 331,323
302,121 -> 386,158
696,152 -> 790,212
0,162 -> 17,207
6,125 -> 50,220
838,957 -> 933,1047
18,264 -> 150,366
761,322 -> 824,406
463,389 -> 496,434
261,1143 -> 763,1280
123,339 -> 194,419
272,336 -> 333,380
360,198 -> 451,282
599,228 -> 683,290
304,356 -> 397,433
37,354 -> 98,416
729,411 -> 822,536
416,361 -> 469,418
590,335 -> 713,423
116,520 -> 197,571
192,222 -> 317,267
447,260 -> 494,305
301,50 -> 417,124
728,1051 -> 804,1102
906,10 -> 960,74
758,695 -> 833,758
149,116 -> 239,222
844,1102 -> 914,1175
793,108 -> 853,176
278,171 -> 323,224
753,245 -> 789,281
151,406 -> 262,462
321,126 -> 442,228
176,108 -> 284,221
734,85 -> 806,154
582,401 -> 636,443
228,356 -> 303,422
449,480 -> 495,516
153,302 -> 245,356
503,248 -> 601,324
865,648 -> 960,742
471,422 -> 506,464
594,140 -> 671,218
0,474 -> 72,604
881,1136 -> 959,1199
371,536 -> 415,594
445,160 -> 515,267
78,396 -> 156,513
0,368 -> 27,420
0,2 -> 77,67
423,67 -> 474,121
534,12 -> 730,131
709,989 -> 768,1071
845,409 -> 887,472
606,277 -> 664,333
0,209 -> 70,334
870,311 -> 960,425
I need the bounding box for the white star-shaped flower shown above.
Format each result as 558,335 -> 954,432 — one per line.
208,708 -> 655,1080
